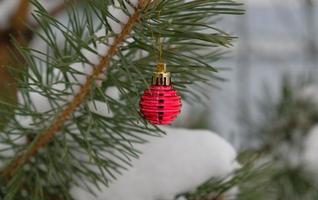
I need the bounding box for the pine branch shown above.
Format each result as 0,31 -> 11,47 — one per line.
0,0 -> 243,198
1,0 -> 152,181
29,0 -> 81,29
237,77 -> 318,200
49,1 -> 79,17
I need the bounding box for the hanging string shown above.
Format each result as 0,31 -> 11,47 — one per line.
146,3 -> 163,64
156,10 -> 163,62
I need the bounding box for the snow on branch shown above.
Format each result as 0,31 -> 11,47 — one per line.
71,126 -> 239,200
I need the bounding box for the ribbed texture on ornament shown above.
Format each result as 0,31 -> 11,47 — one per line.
140,85 -> 182,125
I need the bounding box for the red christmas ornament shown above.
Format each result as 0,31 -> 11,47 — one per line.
140,63 -> 182,125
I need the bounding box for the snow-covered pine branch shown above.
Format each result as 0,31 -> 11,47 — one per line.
0,0 -> 242,199
71,126 -> 239,200
1,0 -> 149,181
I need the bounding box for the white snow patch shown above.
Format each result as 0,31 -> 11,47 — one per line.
36,0 -> 65,11
16,91 -> 52,113
0,134 -> 26,168
107,6 -> 127,34
65,1 -> 137,90
106,86 -> 121,100
129,0 -> 139,7
95,29 -> 106,38
71,126 -> 239,200
87,100 -> 113,118
299,85 -> 318,179
109,5 -> 130,24
303,125 -> 318,180
68,62 -> 92,93
123,0 -> 137,14
81,46 -> 101,66
87,86 -> 121,117
297,84 -> 318,106
68,32 -> 116,91
28,0 -> 65,25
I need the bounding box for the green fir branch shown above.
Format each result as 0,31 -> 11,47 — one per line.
0,0 -> 243,199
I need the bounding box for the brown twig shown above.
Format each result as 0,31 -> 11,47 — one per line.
1,0 -> 151,181
10,0 -> 30,31
0,0 -> 30,122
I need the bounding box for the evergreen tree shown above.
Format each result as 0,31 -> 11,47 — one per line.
0,0 -> 243,199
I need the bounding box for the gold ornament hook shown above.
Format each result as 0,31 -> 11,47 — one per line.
152,63 -> 171,86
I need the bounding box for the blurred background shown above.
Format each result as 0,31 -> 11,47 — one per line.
177,0 -> 318,150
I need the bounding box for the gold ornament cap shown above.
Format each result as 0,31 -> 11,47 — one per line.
152,63 -> 171,86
